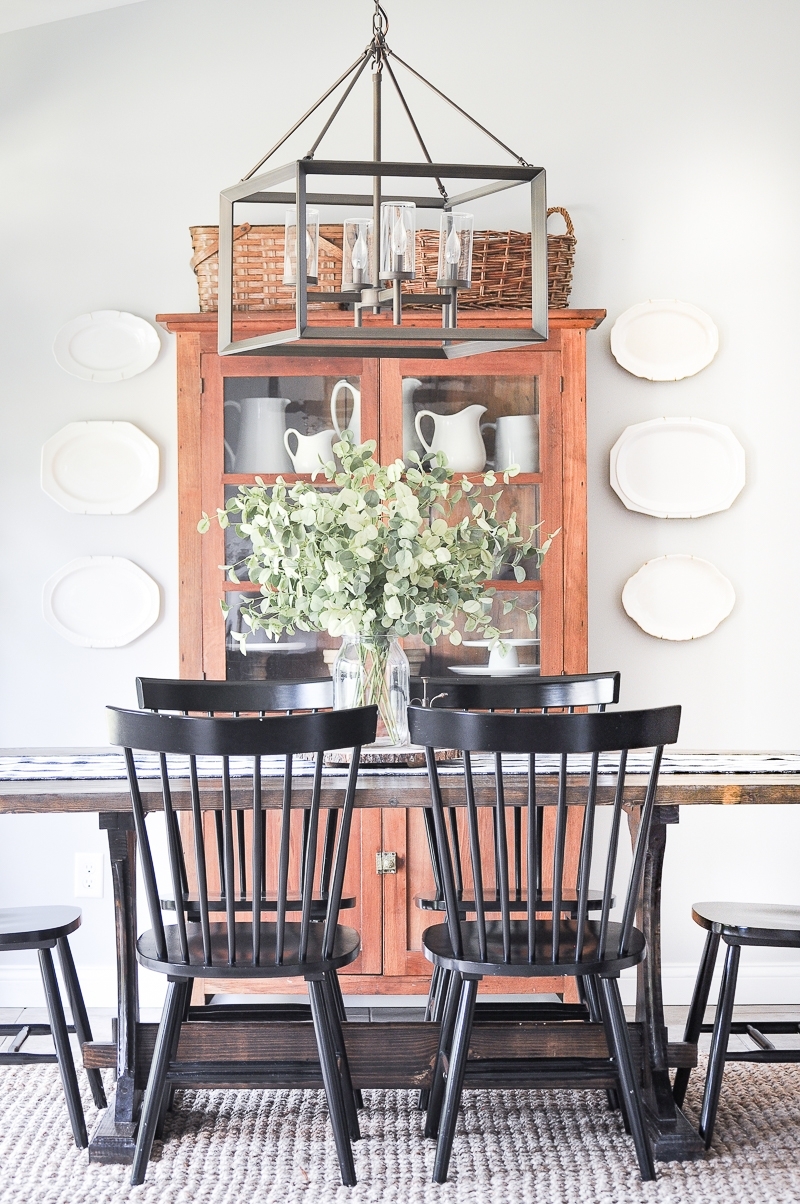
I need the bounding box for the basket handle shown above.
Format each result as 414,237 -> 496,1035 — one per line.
190,223 -> 252,272
546,207 -> 575,238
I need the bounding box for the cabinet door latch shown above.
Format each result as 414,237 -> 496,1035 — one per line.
376,851 -> 397,875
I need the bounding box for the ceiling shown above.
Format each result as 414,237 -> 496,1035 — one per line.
0,0 -> 148,35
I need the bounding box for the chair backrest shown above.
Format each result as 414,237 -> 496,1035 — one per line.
136,677 -> 337,922
107,704 -> 377,968
407,704 -> 680,965
409,672 -> 620,907
411,671 -> 620,712
136,677 -> 333,714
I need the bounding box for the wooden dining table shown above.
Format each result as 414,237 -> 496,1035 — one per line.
2,749 -> 799,1166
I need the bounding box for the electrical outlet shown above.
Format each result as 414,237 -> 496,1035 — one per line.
74,852 -> 104,898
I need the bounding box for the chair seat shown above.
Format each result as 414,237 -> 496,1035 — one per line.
137,920 -> 361,977
692,901 -> 800,947
422,918 -> 646,978
415,888 -> 610,915
0,906 -> 81,951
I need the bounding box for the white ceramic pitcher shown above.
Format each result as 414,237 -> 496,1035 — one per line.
224,396 -> 292,474
283,427 -> 336,476
330,379 -> 361,443
414,403 -> 487,473
480,413 -> 539,473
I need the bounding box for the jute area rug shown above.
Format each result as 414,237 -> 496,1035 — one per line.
1,1059 -> 799,1204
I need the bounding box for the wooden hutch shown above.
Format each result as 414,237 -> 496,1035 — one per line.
158,307 -> 605,996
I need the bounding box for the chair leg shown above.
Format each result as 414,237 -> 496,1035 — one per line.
673,930 -> 720,1109
432,976 -> 479,1184
424,965 -> 442,1022
424,969 -> 462,1139
38,947 -> 87,1149
599,976 -> 656,1181
155,979 -> 191,1140
592,974 -> 624,1119
308,978 -> 357,1186
418,966 -> 450,1111
321,973 -> 360,1140
56,936 -> 107,1110
130,979 -> 188,1186
699,941 -> 740,1150
326,970 -> 363,1110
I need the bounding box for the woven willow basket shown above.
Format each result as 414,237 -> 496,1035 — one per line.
545,207 -> 577,309
190,209 -> 575,311
189,223 -> 343,311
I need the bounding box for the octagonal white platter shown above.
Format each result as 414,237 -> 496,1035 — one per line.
53,311 -> 160,382
610,300 -> 719,381
610,417 -> 745,518
622,555 -> 735,640
41,421 -> 159,514
43,557 -> 160,647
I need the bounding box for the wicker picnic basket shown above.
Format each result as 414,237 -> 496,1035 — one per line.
190,208 -> 575,312
189,223 -> 344,312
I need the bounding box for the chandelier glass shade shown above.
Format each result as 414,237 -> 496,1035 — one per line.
217,3 -> 548,359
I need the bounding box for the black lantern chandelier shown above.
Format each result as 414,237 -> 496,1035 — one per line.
218,2 -> 547,359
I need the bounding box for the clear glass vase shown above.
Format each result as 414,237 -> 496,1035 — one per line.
332,634 -> 410,747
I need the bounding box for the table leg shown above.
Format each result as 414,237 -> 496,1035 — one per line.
627,804 -> 704,1161
88,814 -> 140,1163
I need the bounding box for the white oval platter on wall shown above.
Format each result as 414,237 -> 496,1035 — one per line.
43,557 -> 160,647
41,421 -> 160,514
610,300 -> 719,381
53,311 -> 160,382
622,555 -> 735,640
610,417 -> 745,518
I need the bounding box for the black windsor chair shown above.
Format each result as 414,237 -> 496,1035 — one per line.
136,678 -> 365,1112
0,908 -> 106,1147
674,902 -> 800,1148
108,702 -> 377,1186
410,673 -> 620,1039
408,701 -> 681,1183
135,679 -> 357,982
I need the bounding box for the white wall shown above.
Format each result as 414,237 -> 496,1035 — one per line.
1,0 -> 798,1005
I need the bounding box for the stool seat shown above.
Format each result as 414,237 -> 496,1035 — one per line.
692,901 -> 800,946
0,906 -> 81,950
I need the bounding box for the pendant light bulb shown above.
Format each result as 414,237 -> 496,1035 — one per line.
351,231 -> 369,272
445,225 -> 461,266
391,217 -> 408,257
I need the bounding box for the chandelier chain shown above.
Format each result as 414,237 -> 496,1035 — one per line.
242,0 -> 529,179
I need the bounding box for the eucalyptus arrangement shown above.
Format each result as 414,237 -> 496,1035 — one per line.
199,437 -> 555,745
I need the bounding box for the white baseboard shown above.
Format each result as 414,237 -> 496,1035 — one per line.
619,962 -> 800,1007
0,964 -> 166,1009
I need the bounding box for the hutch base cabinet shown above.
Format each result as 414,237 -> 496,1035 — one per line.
158,308 -> 605,999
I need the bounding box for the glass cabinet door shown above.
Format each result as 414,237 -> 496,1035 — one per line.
199,355 -> 378,681
380,352 -> 563,677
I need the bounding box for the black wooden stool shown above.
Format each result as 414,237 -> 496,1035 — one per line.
674,901 -> 800,1147
0,907 -> 106,1147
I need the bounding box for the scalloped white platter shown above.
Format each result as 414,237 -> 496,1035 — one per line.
448,666 -> 542,677
610,300 -> 719,381
622,555 -> 735,641
53,311 -> 160,382
43,557 -> 160,647
461,639 -> 541,647
41,421 -> 159,514
610,417 -> 745,518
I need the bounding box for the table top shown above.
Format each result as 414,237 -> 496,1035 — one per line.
0,750 -> 799,813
